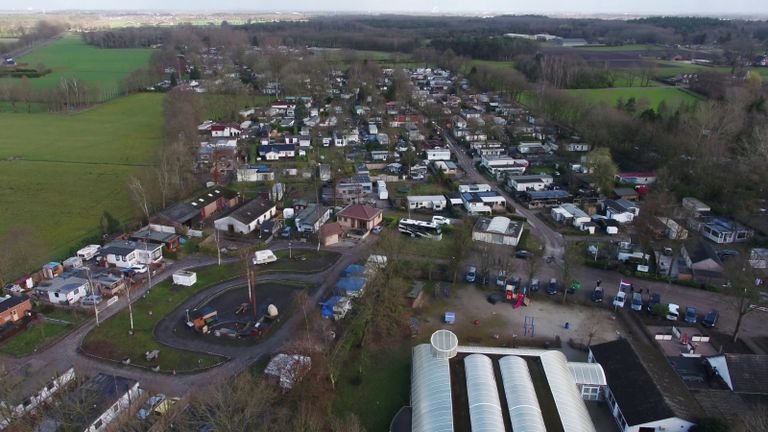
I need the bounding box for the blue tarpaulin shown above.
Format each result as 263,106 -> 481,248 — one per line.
336,276 -> 366,296
321,296 -> 343,319
343,264 -> 366,277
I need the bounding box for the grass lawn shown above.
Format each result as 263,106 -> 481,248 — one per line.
81,263 -> 241,373
0,93 -> 163,257
269,249 -> 340,273
0,34 -> 154,97
0,320 -> 73,356
335,344 -> 411,432
565,87 -> 702,109
574,44 -> 663,52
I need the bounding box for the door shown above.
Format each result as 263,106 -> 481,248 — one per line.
11,309 -> 18,321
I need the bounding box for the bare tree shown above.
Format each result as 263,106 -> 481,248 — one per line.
127,175 -> 153,223
560,242 -> 581,304
722,254 -> 768,343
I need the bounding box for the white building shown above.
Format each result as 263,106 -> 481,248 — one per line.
425,148 -> 451,161
377,181 -> 389,200
481,156 -> 529,179
100,240 -> 163,268
590,340 -> 698,432
472,216 -> 524,246
517,142 -> 546,154
236,165 -> 275,182
214,199 -> 277,235
61,374 -> 143,432
36,273 -> 90,305
507,174 -> 553,192
295,204 -> 332,233
407,195 -> 447,212
604,199 -> 639,224
0,367 -> 76,429
460,186 -> 506,215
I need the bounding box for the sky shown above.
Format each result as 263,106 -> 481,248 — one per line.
2,0 -> 768,17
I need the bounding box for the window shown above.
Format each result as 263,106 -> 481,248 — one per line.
582,385 -> 600,401
93,419 -> 103,429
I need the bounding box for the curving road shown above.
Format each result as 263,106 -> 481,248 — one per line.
1,239 -> 373,395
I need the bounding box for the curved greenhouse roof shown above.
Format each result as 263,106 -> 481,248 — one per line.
568,362 -> 607,386
539,351 -> 597,432
486,216 -> 511,234
499,356 -> 546,432
411,344 -> 454,432
464,354 -> 505,432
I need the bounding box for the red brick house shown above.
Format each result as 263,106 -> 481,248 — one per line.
336,204 -> 383,234
0,294 -> 31,324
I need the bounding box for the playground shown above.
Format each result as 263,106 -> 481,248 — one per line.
168,281 -> 311,346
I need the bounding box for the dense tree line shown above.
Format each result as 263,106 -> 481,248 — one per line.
0,20 -> 66,54
429,36 -> 537,61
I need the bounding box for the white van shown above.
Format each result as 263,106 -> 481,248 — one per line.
666,303 -> 680,321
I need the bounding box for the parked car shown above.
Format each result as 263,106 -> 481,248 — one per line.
647,293 -> 661,314
685,306 -> 698,324
702,309 -> 719,328
667,303 -> 680,321
81,294 -> 102,306
546,278 -> 558,295
613,291 -> 626,308
281,227 -> 292,238
530,279 -> 540,292
631,292 -> 643,311
515,250 -> 531,259
591,286 -> 604,303
130,264 -> 148,274
465,266 -> 477,283
487,293 -> 502,304
371,225 -> 384,234
431,216 -> 452,226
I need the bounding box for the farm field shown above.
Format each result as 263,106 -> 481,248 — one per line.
574,44 -> 664,52
565,86 -> 702,109
0,34 -> 154,96
0,93 -> 163,257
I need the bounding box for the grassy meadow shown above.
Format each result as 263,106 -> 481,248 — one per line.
0,93 -> 163,257
565,87 -> 702,109
0,34 -> 154,95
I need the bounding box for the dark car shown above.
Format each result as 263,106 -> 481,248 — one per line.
487,293 -> 502,304
702,309 -> 719,328
546,278 -> 558,295
591,286 -> 604,303
530,279 -> 540,292
515,250 -> 531,259
685,306 -> 698,324
647,293 -> 661,314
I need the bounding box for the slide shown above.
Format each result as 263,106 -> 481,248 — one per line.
513,293 -> 525,309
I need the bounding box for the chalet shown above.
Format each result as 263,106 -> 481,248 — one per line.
209,123 -> 242,138
295,204 -> 332,233
697,217 -> 753,244
615,172 -> 657,185
432,160 -> 458,176
613,187 -> 639,202
336,204 -> 383,234
36,274 -> 89,305
93,273 -> 126,297
129,228 -> 180,251
523,190 -> 573,209
681,239 -> 724,282
407,195 -> 448,212
0,294 -> 31,324
461,189 -> 506,215
517,142 -> 546,154
100,240 -> 163,268
333,131 -> 347,147
0,366 -> 75,430
604,199 -> 640,224
320,222 -> 343,246
589,340 -> 699,432
389,114 -> 422,127
370,150 -> 392,162
52,374 -> 142,432
552,203 -> 593,232
425,148 -> 451,161
214,199 -> 277,235
565,142 -> 591,152
260,144 -> 296,160
334,176 -> 373,202
318,164 -> 331,182
481,156 -> 528,179
472,216 -> 524,246
506,174 -> 553,192
237,164 -> 275,182
476,147 -> 506,158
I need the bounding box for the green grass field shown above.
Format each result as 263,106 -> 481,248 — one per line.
0,34 -> 154,96
565,87 -> 702,109
574,44 -> 663,52
81,264 -> 239,373
0,93 -> 163,257
0,308 -> 90,356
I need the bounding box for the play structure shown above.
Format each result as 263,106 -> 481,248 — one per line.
503,284 -> 529,308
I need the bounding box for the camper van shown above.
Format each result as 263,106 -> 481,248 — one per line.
253,249 -> 278,265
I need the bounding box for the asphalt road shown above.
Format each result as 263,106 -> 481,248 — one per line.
444,131 -> 566,259
0,240 -> 372,395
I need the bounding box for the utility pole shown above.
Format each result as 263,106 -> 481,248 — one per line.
125,274 -> 135,334
215,228 -> 222,266
85,267 -> 99,327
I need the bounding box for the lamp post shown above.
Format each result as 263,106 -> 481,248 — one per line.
84,267 -> 99,327
289,241 -> 293,259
